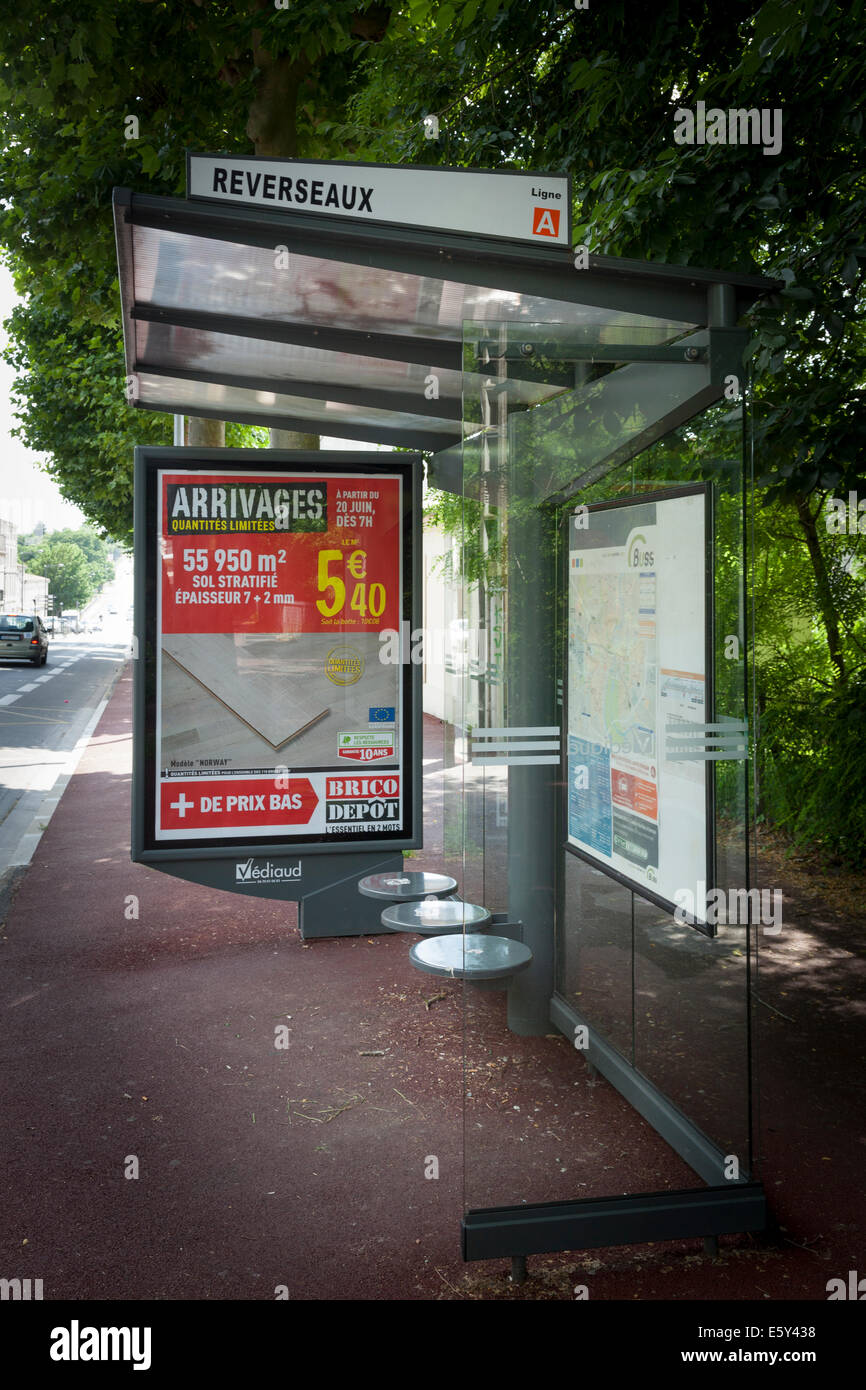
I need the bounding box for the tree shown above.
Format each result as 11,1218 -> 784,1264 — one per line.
357,0 -> 864,858
25,541 -> 93,612
0,0 -> 400,526
4,285 -> 268,544
19,526 -> 114,591
354,0 -> 866,681
1,0 -> 864,853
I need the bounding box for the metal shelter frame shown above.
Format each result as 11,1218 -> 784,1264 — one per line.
114,175 -> 779,1266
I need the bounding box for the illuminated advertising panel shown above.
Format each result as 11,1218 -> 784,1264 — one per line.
134,450 -> 419,857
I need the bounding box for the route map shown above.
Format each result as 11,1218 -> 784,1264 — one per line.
566,491 -> 708,908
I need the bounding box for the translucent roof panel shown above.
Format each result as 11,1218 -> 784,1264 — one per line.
132,223 -> 694,342
114,187 -> 776,445
134,319 -> 567,413
136,373 -> 461,451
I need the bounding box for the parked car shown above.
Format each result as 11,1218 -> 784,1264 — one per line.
0,613 -> 49,665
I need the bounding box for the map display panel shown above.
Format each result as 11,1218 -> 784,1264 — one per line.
566,489 -> 709,909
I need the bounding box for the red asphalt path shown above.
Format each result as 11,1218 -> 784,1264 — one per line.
0,665 -> 863,1301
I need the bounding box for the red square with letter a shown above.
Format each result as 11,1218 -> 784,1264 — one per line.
532,207 -> 561,237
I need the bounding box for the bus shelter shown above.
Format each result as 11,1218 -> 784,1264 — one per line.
114,158 -> 778,1266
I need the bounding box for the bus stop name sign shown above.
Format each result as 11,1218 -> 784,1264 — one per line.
187,153 -> 571,247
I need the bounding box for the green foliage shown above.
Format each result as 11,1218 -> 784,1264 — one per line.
0,1 -> 397,323
0,0 -> 399,538
4,279 -> 170,544
1,0 -> 864,862
225,423 -> 270,450
19,526 -> 113,591
354,0 -> 866,508
751,490 -> 866,861
423,485 -> 505,588
24,540 -> 93,611
758,671 -> 866,868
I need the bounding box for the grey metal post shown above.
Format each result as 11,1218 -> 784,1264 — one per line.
708,282 -> 737,328
504,390 -> 557,1036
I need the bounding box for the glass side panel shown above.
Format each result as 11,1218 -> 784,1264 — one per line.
454,318 -> 756,1216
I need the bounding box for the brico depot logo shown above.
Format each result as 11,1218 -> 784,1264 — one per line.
235,858 -> 302,885
532,206 -> 561,237
325,645 -> 365,685
326,774 -> 399,825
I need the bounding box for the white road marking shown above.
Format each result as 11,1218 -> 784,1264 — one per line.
18,682 -> 38,692
0,693 -> 21,705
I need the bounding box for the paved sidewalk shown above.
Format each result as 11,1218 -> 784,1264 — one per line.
0,665 -> 862,1300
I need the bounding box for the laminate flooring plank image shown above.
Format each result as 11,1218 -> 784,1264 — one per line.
160,631 -> 399,768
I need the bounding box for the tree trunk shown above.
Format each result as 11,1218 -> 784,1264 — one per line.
187,417 -> 225,447
246,49 -> 309,160
795,494 -> 846,682
248,16 -> 319,453
268,427 -> 320,450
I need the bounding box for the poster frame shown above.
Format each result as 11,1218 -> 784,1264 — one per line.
560,482 -> 716,936
131,446 -> 422,864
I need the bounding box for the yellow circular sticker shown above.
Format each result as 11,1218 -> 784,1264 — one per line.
325,646 -> 365,685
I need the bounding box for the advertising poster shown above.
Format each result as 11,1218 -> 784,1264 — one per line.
566,487 -> 709,913
147,458 -> 415,848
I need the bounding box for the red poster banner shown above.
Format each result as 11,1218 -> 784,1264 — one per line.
161,777 -> 318,832
160,472 -> 401,635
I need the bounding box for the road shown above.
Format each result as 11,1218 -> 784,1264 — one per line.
0,546 -> 133,872
0,631 -> 130,873
0,555 -> 134,860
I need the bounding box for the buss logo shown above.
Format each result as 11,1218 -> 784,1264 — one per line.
532,207 -> 561,237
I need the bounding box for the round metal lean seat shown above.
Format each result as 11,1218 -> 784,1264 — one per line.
409,933 -> 533,989
358,870 -> 457,902
380,899 -> 492,935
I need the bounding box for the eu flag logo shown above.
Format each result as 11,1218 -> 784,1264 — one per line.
369,707 -> 395,722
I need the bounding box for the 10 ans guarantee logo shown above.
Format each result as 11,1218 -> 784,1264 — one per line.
235,858 -> 302,884
337,731 -> 395,762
